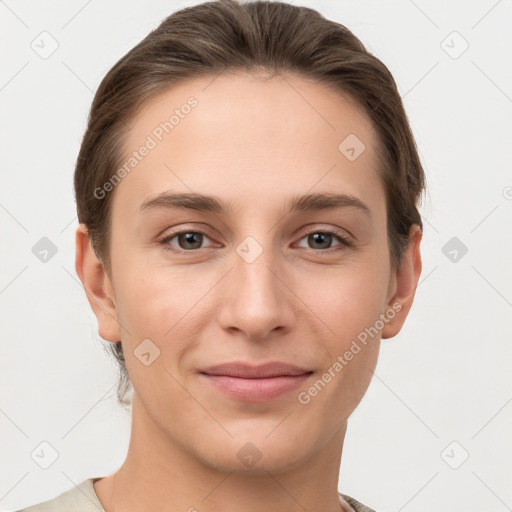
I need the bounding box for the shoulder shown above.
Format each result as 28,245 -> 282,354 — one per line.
17,478 -> 105,512
339,492 -> 380,512
18,482 -> 374,512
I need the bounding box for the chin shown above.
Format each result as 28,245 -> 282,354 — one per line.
191,429 -> 315,475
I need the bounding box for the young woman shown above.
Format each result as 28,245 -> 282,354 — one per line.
20,0 -> 424,510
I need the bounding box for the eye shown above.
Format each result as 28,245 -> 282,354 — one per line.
159,230 -> 215,253
295,230 -> 351,252
158,227 -> 352,255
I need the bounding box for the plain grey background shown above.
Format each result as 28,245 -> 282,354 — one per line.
1,1 -> 511,511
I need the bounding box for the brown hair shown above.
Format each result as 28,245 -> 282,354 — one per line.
74,0 -> 426,406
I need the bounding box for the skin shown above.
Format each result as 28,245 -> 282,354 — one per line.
75,71 -> 422,512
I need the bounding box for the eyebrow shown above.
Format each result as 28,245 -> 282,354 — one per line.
139,191 -> 371,218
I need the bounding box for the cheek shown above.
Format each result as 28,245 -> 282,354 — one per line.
114,266 -> 199,405
294,258 -> 389,341
113,258 -> 213,363
296,269 -> 384,417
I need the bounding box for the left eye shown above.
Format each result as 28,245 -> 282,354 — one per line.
159,229 -> 351,253
295,231 -> 350,251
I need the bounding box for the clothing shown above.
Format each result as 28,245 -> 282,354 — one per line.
18,477 -> 378,512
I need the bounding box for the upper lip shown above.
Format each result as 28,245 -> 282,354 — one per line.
199,362 -> 312,378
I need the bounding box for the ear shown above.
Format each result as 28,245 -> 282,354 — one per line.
381,224 -> 422,339
75,223 -> 121,343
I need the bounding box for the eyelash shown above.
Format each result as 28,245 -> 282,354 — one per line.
157,227 -> 352,255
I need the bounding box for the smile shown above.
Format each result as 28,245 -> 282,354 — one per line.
199,361 -> 313,402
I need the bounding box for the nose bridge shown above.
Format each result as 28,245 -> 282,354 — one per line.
236,231 -> 284,308
237,234 -> 279,301
218,230 -> 294,340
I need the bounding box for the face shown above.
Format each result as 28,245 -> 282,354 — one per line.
86,71 -> 413,474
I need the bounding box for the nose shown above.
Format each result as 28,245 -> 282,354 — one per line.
217,240 -> 296,343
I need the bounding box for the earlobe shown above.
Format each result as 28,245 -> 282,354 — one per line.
75,224 -> 121,343
382,224 -> 423,340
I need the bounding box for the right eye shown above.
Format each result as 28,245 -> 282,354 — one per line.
159,230 -> 216,253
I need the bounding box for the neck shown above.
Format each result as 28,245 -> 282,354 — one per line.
95,393 -> 348,512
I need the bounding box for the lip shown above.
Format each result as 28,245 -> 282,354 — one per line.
199,362 -> 313,402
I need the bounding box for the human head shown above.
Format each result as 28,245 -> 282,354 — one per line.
74,0 -> 425,427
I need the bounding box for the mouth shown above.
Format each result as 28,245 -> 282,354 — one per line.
199,362 -> 313,402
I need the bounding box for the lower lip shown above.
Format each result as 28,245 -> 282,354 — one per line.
200,373 -> 312,402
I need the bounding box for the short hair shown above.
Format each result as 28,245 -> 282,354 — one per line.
74,0 -> 426,405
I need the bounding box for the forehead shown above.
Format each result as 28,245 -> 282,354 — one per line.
112,71 -> 384,218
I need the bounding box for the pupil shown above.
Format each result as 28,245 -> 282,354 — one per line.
310,233 -> 331,249
180,232 -> 202,249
